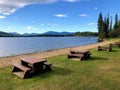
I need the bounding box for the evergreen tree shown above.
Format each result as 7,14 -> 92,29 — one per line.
105,14 -> 110,38
107,14 -> 110,32
114,13 -> 119,29
103,17 -> 108,38
97,13 -> 104,39
109,16 -> 112,32
98,13 -> 120,38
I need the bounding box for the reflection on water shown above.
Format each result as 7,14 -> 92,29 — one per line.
0,37 -> 97,57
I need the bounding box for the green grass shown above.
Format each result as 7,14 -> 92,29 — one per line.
0,47 -> 120,90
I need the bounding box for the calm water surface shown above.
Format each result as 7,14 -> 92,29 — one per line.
0,37 -> 97,57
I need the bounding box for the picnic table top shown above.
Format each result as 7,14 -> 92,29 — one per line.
70,50 -> 89,53
21,57 -> 46,64
109,42 -> 120,45
98,46 -> 111,48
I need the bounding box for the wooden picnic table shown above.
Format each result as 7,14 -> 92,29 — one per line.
109,42 -> 120,47
12,57 -> 52,78
98,46 -> 112,52
68,50 -> 91,60
21,57 -> 47,73
70,50 -> 89,54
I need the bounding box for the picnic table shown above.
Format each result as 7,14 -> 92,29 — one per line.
97,46 -> 112,52
12,57 -> 52,78
109,42 -> 120,47
68,50 -> 91,60
21,57 -> 47,73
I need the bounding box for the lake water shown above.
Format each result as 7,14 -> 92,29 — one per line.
0,37 -> 97,57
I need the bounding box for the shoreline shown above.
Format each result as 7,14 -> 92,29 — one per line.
0,42 -> 96,58
0,40 -> 117,67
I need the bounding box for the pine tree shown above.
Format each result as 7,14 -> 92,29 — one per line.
107,14 -> 110,32
106,14 -> 110,38
114,13 -> 119,30
103,17 -> 108,38
109,16 -> 112,32
97,13 -> 104,39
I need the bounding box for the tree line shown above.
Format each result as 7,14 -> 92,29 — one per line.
98,13 -> 120,40
0,31 -> 14,37
74,31 -> 98,36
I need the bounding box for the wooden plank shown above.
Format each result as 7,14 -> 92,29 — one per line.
21,57 -> 46,64
13,63 -> 31,71
13,72 -> 24,78
69,53 -> 84,56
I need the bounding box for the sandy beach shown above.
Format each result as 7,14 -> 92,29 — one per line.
0,40 -> 117,67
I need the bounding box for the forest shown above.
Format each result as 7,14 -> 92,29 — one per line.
98,13 -> 120,40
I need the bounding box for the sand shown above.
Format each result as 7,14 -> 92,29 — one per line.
0,40 -> 117,67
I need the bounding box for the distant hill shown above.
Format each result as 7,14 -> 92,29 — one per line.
9,32 -> 21,36
0,31 -> 97,37
9,31 -> 74,36
43,31 -> 74,35
0,31 -> 13,37
22,33 -> 39,36
9,32 -> 40,37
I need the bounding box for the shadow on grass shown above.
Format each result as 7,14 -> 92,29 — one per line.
97,49 -> 118,52
51,66 -> 73,75
81,56 -> 108,61
34,66 -> 73,79
110,50 -> 118,52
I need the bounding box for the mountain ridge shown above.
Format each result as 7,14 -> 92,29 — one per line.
9,31 -> 75,36
43,31 -> 74,35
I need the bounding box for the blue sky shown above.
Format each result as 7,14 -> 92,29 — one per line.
0,0 -> 120,34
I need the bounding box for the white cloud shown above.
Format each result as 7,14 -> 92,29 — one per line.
52,23 -> 59,26
7,26 -> 16,29
79,14 -> 88,17
88,23 -> 96,25
40,24 -> 44,26
62,0 -> 89,2
94,7 -> 98,10
26,26 -> 38,30
0,0 -> 89,16
55,14 -> 68,17
0,0 -> 57,15
74,25 -> 79,28
0,15 -> 6,19
63,0 -> 80,2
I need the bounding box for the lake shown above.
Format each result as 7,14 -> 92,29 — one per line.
0,37 -> 97,57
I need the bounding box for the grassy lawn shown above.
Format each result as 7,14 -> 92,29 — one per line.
0,47 -> 120,90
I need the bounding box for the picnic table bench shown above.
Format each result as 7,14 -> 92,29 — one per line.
12,57 -> 52,78
109,42 -> 120,47
68,53 -> 84,60
12,63 -> 32,78
97,46 -> 112,52
68,50 -> 91,60
44,62 -> 52,71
